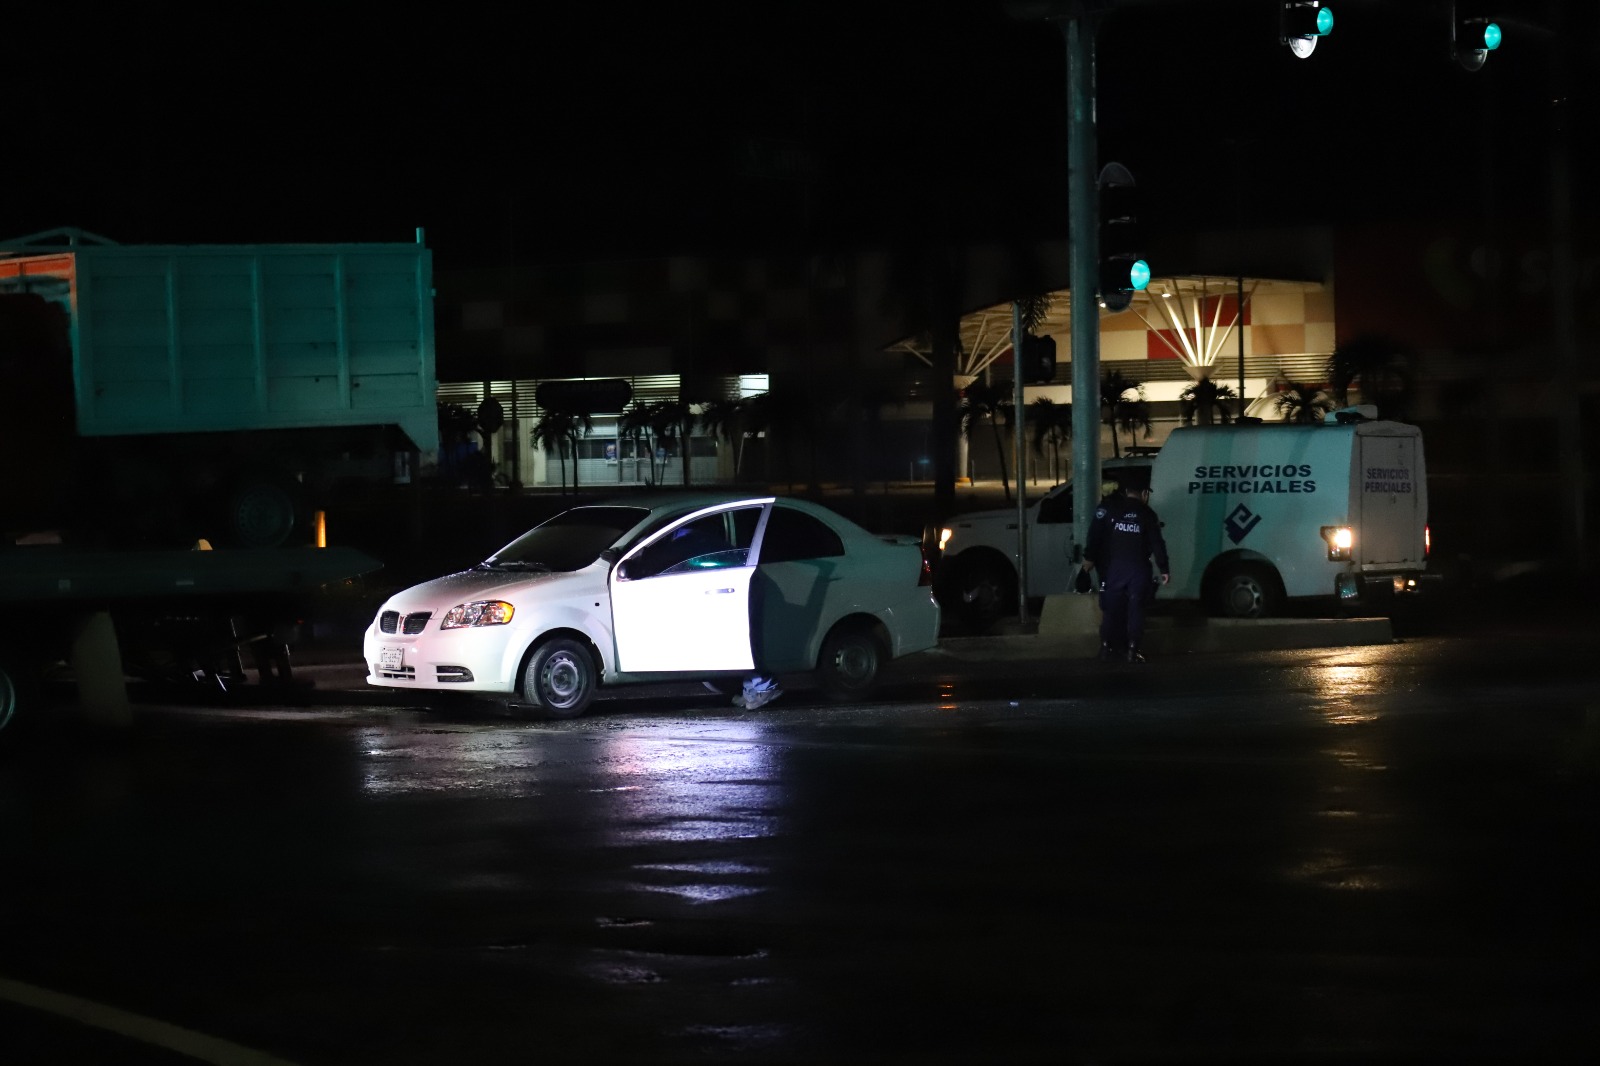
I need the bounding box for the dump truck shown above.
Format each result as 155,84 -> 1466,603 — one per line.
0,228 -> 439,549
0,229 -> 426,749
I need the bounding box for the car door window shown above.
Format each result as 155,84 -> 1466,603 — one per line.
624,508 -> 759,579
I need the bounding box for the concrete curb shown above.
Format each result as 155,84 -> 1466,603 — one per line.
932,593 -> 1394,663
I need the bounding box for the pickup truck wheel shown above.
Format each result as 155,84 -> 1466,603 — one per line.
520,637 -> 597,719
815,623 -> 885,701
952,556 -> 1015,633
1215,563 -> 1281,619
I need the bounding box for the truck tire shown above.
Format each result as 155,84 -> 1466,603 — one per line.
950,554 -> 1015,633
1214,563 -> 1282,619
226,476 -> 300,548
520,637 -> 598,719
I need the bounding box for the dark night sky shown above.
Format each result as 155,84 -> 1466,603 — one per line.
5,1 -> 1594,272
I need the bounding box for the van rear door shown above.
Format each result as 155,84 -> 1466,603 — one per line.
1355,429 -> 1426,568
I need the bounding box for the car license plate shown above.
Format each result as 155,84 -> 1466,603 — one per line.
379,647 -> 404,671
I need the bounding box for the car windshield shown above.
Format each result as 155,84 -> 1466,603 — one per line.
482,506 -> 650,572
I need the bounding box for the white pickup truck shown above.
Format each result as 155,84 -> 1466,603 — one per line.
936,415 -> 1430,628
935,457 -> 1153,630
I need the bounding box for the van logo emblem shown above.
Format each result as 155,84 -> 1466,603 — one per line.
1225,504 -> 1262,544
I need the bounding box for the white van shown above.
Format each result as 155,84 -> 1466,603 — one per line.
1150,417 -> 1429,617
936,415 -> 1429,626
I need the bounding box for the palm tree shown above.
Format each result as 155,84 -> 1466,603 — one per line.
618,403 -> 656,484
698,396 -> 749,483
1327,334 -> 1416,420
960,377 -> 1015,503
1100,368 -> 1151,458
647,400 -> 690,485
436,402 -> 479,486
1274,381 -> 1334,424
1179,377 -> 1237,426
529,408 -> 593,495
1030,396 -> 1072,484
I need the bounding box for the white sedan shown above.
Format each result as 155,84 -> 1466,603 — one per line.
363,494 -> 941,717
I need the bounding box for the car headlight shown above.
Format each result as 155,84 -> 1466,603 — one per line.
440,600 -> 515,629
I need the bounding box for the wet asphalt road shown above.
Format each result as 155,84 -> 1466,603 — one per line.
3,618 -> 1599,1065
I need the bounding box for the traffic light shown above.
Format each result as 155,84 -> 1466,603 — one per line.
1019,333 -> 1056,385
1098,163 -> 1149,313
1280,2 -> 1333,59
1451,2 -> 1502,71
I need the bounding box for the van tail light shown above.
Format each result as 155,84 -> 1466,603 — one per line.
1321,525 -> 1353,561
1424,524 -> 1431,560
918,549 -> 934,587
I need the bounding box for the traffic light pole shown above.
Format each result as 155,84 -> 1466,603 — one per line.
1064,14 -> 1101,562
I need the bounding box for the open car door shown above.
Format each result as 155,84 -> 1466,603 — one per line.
609,500 -> 770,673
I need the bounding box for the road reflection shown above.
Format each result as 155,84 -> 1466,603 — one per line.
1290,650 -> 1404,894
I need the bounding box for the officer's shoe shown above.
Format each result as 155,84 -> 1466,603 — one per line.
1098,643 -> 1117,663
1126,646 -> 1147,664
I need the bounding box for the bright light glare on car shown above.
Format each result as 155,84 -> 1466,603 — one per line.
939,527 -> 954,551
441,600 -> 515,629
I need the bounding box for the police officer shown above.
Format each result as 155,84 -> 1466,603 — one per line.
1081,474 -> 1170,662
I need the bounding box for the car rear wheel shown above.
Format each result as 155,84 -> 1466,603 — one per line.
1214,563 -> 1281,619
815,623 -> 885,702
520,637 -> 597,719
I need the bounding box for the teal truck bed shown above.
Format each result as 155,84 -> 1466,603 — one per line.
0,231 -> 440,547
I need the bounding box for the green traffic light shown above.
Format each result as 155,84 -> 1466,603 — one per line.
1130,260 -> 1151,291
1316,7 -> 1333,35
1483,22 -> 1502,50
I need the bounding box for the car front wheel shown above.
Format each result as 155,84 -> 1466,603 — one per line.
520,637 -> 598,719
950,554 -> 1015,633
815,623 -> 885,702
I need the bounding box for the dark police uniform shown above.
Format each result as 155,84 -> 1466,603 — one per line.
1083,486 -> 1170,660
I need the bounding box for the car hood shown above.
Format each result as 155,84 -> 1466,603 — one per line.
391,566 -> 578,608
946,503 -> 1036,528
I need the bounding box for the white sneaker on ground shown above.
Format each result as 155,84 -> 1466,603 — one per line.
734,676 -> 782,709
